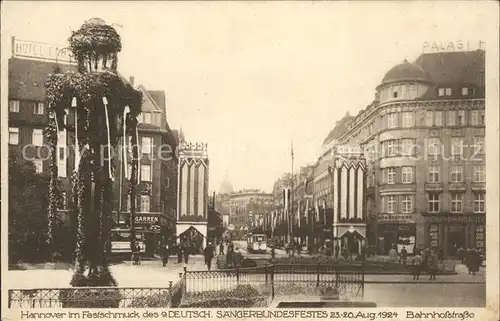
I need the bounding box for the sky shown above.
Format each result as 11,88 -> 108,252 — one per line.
2,1 -> 495,193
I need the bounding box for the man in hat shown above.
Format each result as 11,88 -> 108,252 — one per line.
204,242 -> 215,271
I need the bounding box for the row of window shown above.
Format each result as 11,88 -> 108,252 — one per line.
437,87 -> 475,97
137,111 -> 162,126
346,108 -> 484,146
380,83 -> 420,102
383,85 -> 473,101
382,109 -> 485,130
427,137 -> 485,156
9,127 -> 157,156
8,127 -> 45,146
378,165 -> 485,185
381,195 -> 414,214
427,192 -> 485,213
9,100 -> 44,115
25,157 -> 154,182
365,163 -> 485,188
427,165 -> 485,183
379,139 -> 417,157
381,167 -> 414,184
57,193 -> 153,213
425,109 -> 485,127
9,100 -> 163,127
381,192 -> 486,214
377,136 -> 485,158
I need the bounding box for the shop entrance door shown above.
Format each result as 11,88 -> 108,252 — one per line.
179,226 -> 205,254
383,231 -> 398,254
448,225 -> 465,257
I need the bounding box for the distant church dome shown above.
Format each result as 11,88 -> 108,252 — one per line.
219,173 -> 234,194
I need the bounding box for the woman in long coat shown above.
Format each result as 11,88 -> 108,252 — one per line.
466,249 -> 481,275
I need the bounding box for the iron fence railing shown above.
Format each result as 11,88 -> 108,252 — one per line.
184,263 -> 364,301
8,280 -> 185,309
9,263 -> 365,308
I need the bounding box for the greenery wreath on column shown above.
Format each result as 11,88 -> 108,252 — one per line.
44,17 -> 143,287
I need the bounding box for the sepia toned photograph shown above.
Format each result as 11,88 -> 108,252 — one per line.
1,1 -> 498,317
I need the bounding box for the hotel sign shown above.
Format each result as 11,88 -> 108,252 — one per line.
12,37 -> 75,64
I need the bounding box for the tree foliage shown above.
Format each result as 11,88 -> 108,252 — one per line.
8,154 -> 75,265
8,155 -> 47,263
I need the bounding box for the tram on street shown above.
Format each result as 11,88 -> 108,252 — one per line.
246,233 -> 267,254
110,228 -> 146,254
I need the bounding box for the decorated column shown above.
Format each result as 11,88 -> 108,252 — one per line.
45,18 -> 143,286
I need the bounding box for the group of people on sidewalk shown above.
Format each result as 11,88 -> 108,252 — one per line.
159,242 -> 192,266
410,248 -> 439,280
222,241 -> 244,269
409,247 -> 483,280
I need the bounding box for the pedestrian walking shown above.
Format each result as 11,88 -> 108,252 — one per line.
204,243 -> 215,271
161,244 -> 169,267
271,246 -> 276,259
132,242 -> 141,265
388,247 -> 397,264
234,249 -> 244,269
466,248 -> 481,275
400,246 -> 408,265
334,243 -> 340,259
411,251 -> 423,280
183,243 -> 190,264
177,243 -> 183,263
438,248 -> 444,264
226,244 -> 235,268
458,247 -> 465,263
219,242 -> 224,255
428,249 -> 438,280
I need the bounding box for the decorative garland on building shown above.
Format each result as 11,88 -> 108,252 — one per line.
46,18 -> 143,287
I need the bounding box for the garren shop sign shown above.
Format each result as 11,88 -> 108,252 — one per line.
134,215 -> 159,225
12,37 -> 75,64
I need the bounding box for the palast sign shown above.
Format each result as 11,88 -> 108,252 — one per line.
12,37 -> 75,64
422,40 -> 485,53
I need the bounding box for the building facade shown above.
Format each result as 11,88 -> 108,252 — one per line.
7,38 -> 179,256
323,50 -> 485,257
226,189 -> 274,238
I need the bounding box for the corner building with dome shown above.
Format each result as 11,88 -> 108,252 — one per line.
321,50 -> 485,257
